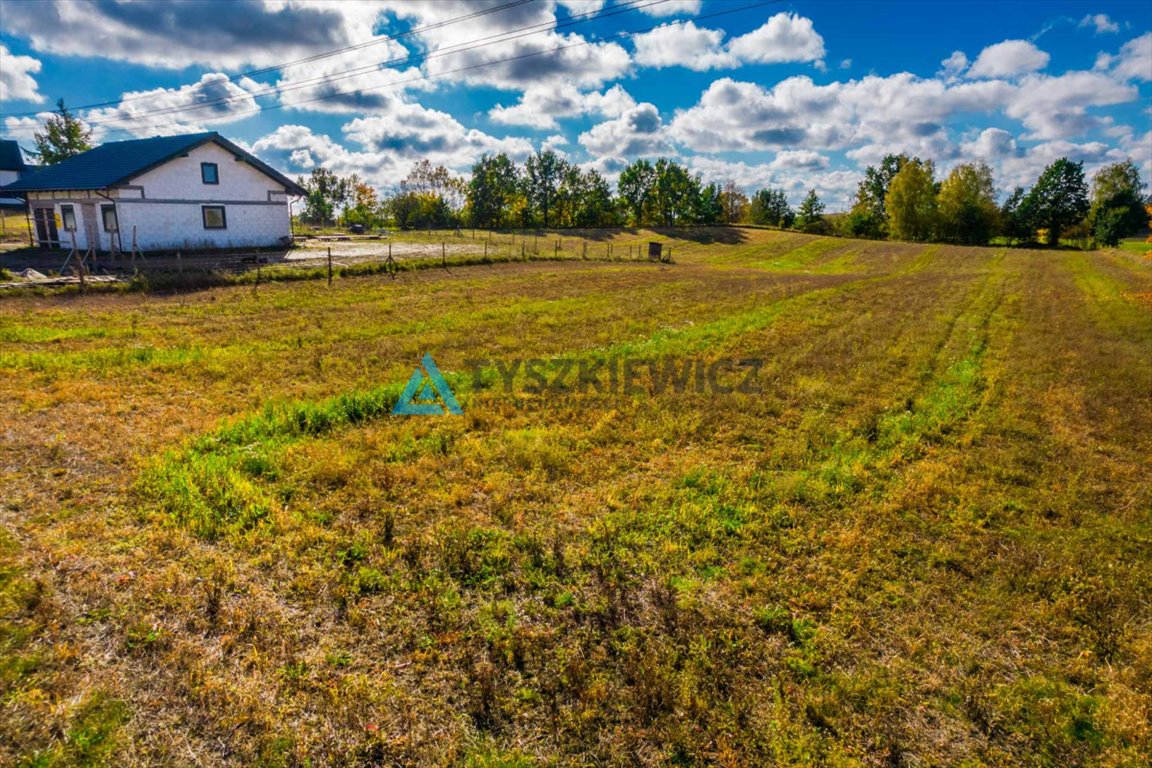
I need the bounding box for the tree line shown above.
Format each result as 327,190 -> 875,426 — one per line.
299,149 -> 1146,249
841,154 -> 1147,248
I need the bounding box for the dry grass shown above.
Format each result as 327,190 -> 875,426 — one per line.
1,227 -> 1149,766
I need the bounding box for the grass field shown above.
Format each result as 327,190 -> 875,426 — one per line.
1,227 -> 1149,766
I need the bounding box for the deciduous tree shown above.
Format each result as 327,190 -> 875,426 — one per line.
1025,158 -> 1089,246
33,99 -> 92,165
937,161 -> 998,245
885,158 -> 937,242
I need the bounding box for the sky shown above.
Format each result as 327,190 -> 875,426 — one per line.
0,0 -> 1149,209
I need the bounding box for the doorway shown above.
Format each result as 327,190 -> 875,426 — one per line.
33,207 -> 59,248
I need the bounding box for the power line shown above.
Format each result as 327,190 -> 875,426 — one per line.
2,0 -> 537,118
88,0 -> 780,131
82,0 -> 671,128
83,0 -> 670,127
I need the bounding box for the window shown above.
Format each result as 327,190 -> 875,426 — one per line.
60,205 -> 77,231
101,204 -> 118,233
202,205 -> 227,230
201,162 -> 219,184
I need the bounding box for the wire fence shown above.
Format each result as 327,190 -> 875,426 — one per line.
0,229 -> 691,292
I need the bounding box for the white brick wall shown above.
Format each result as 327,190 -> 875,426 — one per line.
25,141 -> 297,251
117,141 -> 294,250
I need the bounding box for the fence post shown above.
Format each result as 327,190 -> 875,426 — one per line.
554,239 -> 559,258
327,246 -> 333,287
582,241 -> 587,260
521,242 -> 526,260
483,240 -> 488,261
442,241 -> 446,267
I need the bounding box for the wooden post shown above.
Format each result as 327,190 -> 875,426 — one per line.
554,239 -> 559,258
534,236 -> 538,254
582,241 -> 587,260
483,240 -> 488,261
442,241 -> 446,267
327,246 -> 333,286
521,242 -> 526,260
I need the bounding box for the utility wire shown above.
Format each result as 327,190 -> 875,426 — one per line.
88,0 -> 779,130
81,0 -> 671,127
2,0 -> 537,117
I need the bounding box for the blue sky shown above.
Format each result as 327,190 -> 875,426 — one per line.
1,0 -> 1149,208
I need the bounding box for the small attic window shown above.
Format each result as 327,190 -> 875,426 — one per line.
201,162 -> 219,185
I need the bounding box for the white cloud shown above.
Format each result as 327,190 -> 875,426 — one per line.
639,0 -> 702,17
81,73 -> 263,137
579,103 -> 671,157
631,13 -> 825,71
489,84 -> 636,129
1080,14 -> 1120,34
727,13 -> 826,66
1006,70 -> 1136,139
251,96 -> 533,188
557,0 -> 607,13
0,0 -> 381,70
632,22 -> 733,71
939,51 -> 969,80
0,44 -> 44,104
1111,32 -> 1152,81
769,150 -> 830,170
967,40 -> 1050,79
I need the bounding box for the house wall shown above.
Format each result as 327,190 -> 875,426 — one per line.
24,141 -> 295,251
112,141 -> 292,251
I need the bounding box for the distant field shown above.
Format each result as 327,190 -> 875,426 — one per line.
1,228 -> 1149,766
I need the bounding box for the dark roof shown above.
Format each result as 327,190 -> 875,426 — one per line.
0,132 -> 305,195
0,140 -> 27,172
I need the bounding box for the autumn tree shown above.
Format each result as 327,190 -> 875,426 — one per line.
848,153 -> 909,238
718,180 -> 749,223
885,158 -> 938,242
33,99 -> 92,165
937,161 -> 999,245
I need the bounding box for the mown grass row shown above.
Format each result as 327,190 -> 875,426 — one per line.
136,252 -> 926,540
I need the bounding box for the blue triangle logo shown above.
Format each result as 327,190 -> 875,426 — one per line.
393,353 -> 462,416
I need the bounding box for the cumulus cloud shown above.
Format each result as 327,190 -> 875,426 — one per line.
1080,14 -> 1120,34
938,51 -> 969,80
0,0 -> 358,69
81,73 -> 264,137
967,40 -> 1050,79
579,103 -> 672,157
250,96 -> 533,187
639,0 -> 702,17
769,150 -> 830,170
489,84 -> 636,129
631,13 -> 825,71
383,0 -> 631,90
0,44 -> 45,103
727,13 -> 826,66
1111,32 -> 1152,81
